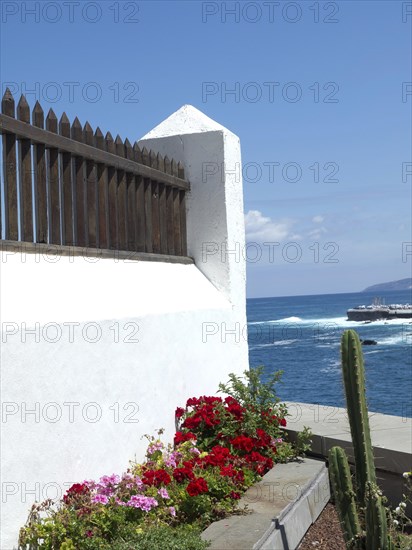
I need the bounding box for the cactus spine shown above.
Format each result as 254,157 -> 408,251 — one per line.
328,446 -> 360,542
328,330 -> 393,549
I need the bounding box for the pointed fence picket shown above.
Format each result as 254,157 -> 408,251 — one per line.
0,89 -> 190,260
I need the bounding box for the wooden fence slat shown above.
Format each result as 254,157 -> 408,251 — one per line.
164,155 -> 174,255
171,160 -> 182,256
0,113 -> 190,190
46,109 -> 60,244
0,90 -> 189,258
17,95 -> 33,242
59,112 -> 74,245
95,127 -> 109,249
125,139 -> 136,251
115,135 -> 127,250
84,121 -> 97,248
71,117 -> 86,247
106,132 -> 118,249
32,101 -> 47,243
1,89 -> 18,240
142,147 -> 152,253
158,153 -> 167,254
178,161 -> 187,255
133,142 -> 145,252
150,150 -> 161,254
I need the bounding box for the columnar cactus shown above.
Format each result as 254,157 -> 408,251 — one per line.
328,446 -> 360,542
341,329 -> 376,506
365,482 -> 393,550
328,330 -> 394,549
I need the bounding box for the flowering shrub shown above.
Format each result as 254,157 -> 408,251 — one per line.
18,367 -> 311,549
175,366 -> 309,466
387,471 -> 412,548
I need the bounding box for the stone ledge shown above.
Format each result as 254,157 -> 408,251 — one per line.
284,402 -> 412,511
201,458 -> 330,550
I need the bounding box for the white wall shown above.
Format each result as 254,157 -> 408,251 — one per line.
0,106 -> 248,549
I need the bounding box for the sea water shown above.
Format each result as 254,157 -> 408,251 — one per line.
247,290 -> 412,418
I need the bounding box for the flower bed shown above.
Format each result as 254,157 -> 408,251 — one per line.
18,368 -> 311,549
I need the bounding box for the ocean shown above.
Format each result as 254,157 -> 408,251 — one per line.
247,290 -> 412,418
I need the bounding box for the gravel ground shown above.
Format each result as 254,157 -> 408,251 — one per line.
298,503 -> 346,550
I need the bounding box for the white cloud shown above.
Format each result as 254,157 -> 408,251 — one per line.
312,215 -> 324,223
244,210 -> 294,242
308,226 -> 328,240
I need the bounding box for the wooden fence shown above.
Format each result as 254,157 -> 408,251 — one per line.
0,89 -> 189,258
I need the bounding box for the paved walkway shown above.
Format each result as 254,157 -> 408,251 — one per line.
284,401 -> 412,475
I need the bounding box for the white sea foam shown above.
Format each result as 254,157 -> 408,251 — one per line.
378,334 -> 410,346
249,339 -> 298,350
248,316 -> 412,328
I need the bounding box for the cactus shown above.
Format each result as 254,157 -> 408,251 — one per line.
341,329 -> 376,506
365,482 -> 393,550
328,446 -> 361,543
327,330 -> 394,549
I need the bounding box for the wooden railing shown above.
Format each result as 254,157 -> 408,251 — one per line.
0,89 -> 189,258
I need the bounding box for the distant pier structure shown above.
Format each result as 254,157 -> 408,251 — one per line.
347,297 -> 412,321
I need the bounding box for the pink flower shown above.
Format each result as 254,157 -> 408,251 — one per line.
147,442 -> 164,455
92,494 -> 109,504
158,487 -> 170,499
126,495 -> 158,511
95,474 -> 120,496
169,506 -> 176,517
165,451 -> 182,468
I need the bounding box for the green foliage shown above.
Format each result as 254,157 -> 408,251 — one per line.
295,426 -> 313,456
218,365 -> 284,410
216,366 -> 311,460
109,524 -> 210,550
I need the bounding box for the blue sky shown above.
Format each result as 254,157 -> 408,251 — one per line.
1,0 -> 411,297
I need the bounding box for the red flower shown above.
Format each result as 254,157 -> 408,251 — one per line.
63,483 -> 90,504
256,464 -> 266,475
175,407 -> 185,419
254,429 -> 271,448
203,445 -> 231,467
174,431 -> 197,446
229,491 -> 241,500
142,469 -> 171,487
247,451 -> 266,463
280,418 -> 287,427
186,477 -> 208,497
182,415 -> 202,430
265,457 -> 274,470
186,397 -> 200,407
224,397 -> 245,420
234,469 -> 245,484
231,435 -> 254,452
220,465 -> 236,477
201,396 -> 222,406
173,465 -> 195,482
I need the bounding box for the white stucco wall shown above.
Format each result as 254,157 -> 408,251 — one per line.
140,105 -> 246,309
0,106 -> 248,549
